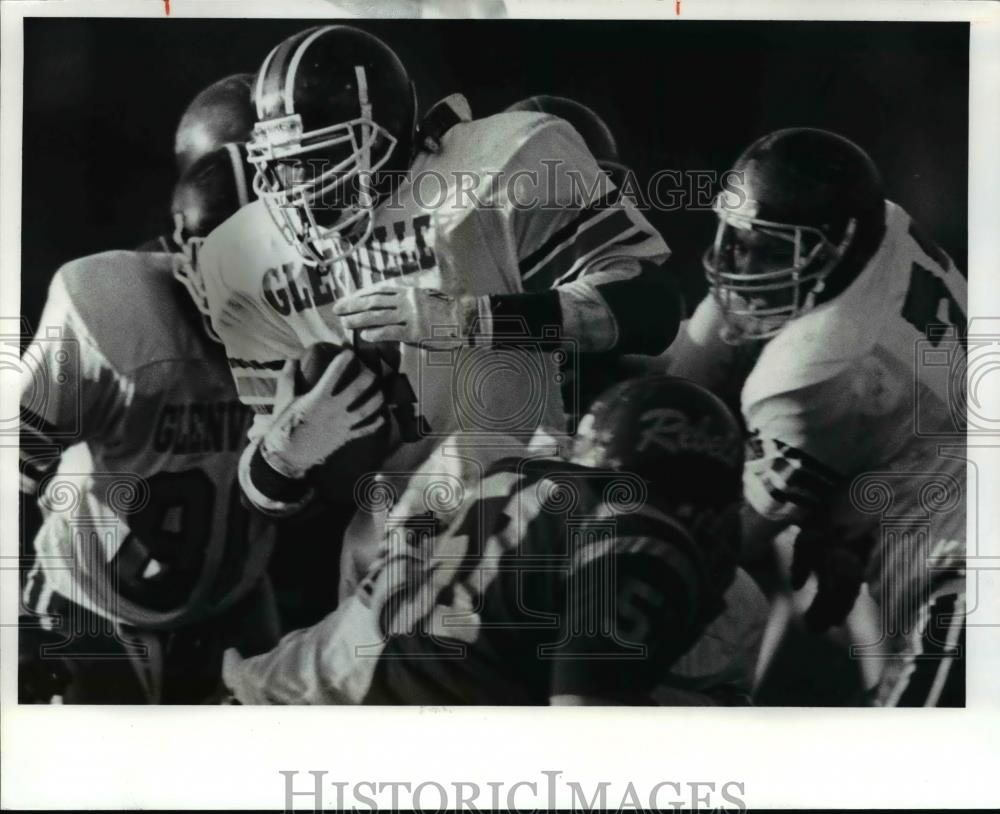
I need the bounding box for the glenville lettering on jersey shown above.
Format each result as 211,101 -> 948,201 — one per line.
153,400 -> 249,454
262,215 -> 437,316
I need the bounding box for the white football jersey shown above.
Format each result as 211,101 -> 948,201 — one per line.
198,103 -> 670,480
20,251 -> 275,629
672,202 -> 966,618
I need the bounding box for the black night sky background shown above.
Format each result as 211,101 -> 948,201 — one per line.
21,18 -> 968,324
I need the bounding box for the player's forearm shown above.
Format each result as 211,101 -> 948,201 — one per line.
474,264 -> 681,355
223,594 -> 382,705
470,290 -> 562,347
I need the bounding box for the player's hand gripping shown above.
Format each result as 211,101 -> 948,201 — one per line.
260,349 -> 386,480
333,283 -> 480,350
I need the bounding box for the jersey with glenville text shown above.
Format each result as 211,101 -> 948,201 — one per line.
197,103 -> 670,477
19,251 -> 275,629
736,202 -> 966,616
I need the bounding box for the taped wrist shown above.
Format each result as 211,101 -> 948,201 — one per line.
475,291 -> 563,347
238,439 -> 313,517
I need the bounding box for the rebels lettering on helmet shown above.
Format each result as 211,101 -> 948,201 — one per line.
637,408 -> 741,468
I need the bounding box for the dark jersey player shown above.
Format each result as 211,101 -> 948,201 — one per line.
222,375 -> 754,705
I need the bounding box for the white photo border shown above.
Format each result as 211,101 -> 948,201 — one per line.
1,0 -> 998,809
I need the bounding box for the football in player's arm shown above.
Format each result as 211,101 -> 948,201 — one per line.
193,25 -> 682,523
222,376 -> 768,706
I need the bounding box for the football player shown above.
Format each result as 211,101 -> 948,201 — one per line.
222,375 -> 768,705
136,73 -> 256,254
18,144 -> 278,703
666,128 -> 966,706
506,94 -> 629,188
195,25 -> 682,529
174,74 -> 257,175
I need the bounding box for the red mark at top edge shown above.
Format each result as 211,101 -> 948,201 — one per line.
676,0 -> 681,15
164,0 -> 171,15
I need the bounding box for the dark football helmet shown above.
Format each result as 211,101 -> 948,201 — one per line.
703,128 -> 886,343
506,94 -> 628,185
174,74 -> 256,174
570,375 -> 743,510
171,143 -> 256,339
247,25 -> 417,265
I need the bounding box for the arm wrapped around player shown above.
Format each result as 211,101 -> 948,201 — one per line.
333,117 -> 679,355
332,284 -> 480,351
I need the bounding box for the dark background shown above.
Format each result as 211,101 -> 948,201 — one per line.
22,18 -> 968,323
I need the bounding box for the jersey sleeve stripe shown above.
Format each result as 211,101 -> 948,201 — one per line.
518,188 -> 623,275
228,357 -> 286,371
234,375 -> 278,399
776,445 -> 842,482
523,208 -> 637,291
554,229 -> 651,286
750,431 -> 842,480
745,433 -> 843,520
19,423 -> 60,448
747,432 -> 843,488
770,456 -> 839,495
761,476 -> 823,511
